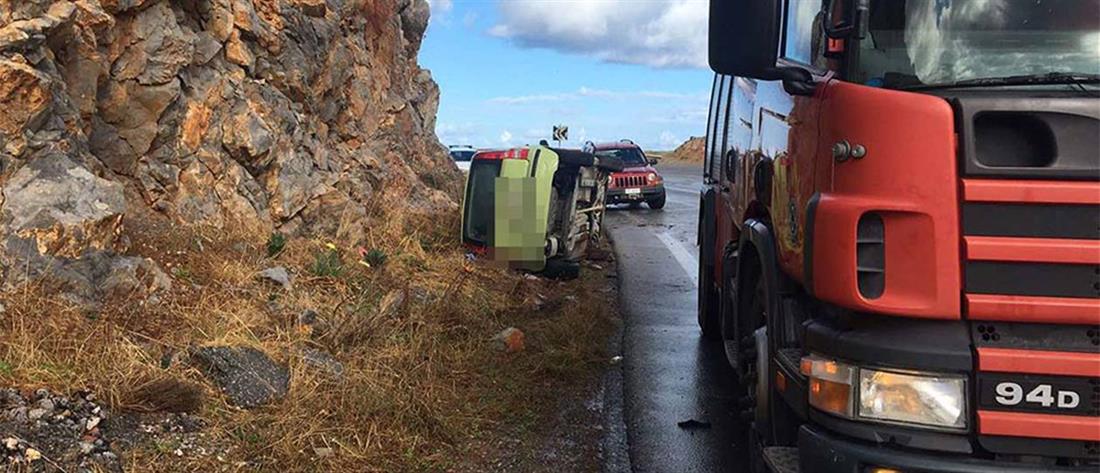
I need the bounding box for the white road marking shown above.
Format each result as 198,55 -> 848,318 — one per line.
656,231 -> 699,287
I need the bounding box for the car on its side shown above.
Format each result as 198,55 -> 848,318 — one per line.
596,140 -> 666,209
449,145 -> 477,172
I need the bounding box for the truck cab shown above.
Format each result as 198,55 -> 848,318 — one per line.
698,1 -> 1099,471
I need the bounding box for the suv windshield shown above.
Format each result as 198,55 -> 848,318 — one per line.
595,148 -> 647,166
853,0 -> 1100,88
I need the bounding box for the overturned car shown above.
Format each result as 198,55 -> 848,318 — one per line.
461,144 -> 623,277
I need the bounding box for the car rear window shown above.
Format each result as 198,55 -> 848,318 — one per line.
462,159 -> 501,246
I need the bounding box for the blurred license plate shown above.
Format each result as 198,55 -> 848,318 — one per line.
625,188 -> 641,195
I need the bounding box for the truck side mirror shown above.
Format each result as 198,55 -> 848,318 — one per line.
708,0 -> 780,77
648,158 -> 658,166
709,0 -> 813,96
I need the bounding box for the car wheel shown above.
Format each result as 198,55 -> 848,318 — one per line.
646,193 -> 666,209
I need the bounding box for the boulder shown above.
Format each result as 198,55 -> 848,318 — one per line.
191,346 -> 290,409
1,153 -> 125,258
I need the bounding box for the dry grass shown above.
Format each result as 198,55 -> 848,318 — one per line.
0,208 -> 619,472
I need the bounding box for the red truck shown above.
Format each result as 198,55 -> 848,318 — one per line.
698,1 -> 1099,471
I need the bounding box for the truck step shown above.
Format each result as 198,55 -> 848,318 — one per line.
763,446 -> 800,473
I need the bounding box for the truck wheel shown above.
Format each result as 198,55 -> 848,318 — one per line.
738,249 -> 799,470
646,193 -> 666,209
698,261 -> 720,339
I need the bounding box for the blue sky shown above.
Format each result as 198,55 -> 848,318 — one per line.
420,0 -> 712,151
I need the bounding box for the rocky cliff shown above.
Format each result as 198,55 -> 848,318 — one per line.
0,0 -> 459,300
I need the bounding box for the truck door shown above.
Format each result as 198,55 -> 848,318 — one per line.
710,75 -> 737,271
718,77 -> 755,258
747,0 -> 825,285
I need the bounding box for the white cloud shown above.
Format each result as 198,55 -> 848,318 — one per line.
658,131 -> 681,149
499,130 -> 514,144
462,11 -> 478,28
487,87 -> 706,105
427,0 -> 453,14
489,0 -> 708,69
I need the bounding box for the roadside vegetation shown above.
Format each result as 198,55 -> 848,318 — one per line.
0,207 -> 619,471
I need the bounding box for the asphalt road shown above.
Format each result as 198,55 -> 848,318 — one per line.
602,162 -> 748,472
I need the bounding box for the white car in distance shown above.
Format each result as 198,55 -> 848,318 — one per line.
449,145 -> 476,173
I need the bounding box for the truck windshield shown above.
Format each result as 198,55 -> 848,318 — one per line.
853,0 -> 1100,89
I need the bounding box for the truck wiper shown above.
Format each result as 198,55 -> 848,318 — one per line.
902,72 -> 1100,91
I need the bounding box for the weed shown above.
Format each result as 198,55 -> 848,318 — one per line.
0,360 -> 12,377
363,248 -> 387,267
309,248 -> 344,277
266,232 -> 287,257
171,266 -> 193,282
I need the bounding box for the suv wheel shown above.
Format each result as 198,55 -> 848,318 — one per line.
646,193 -> 666,209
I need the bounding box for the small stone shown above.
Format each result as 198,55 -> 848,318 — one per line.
7,406 -> 27,422
79,441 -> 95,454
313,446 -> 334,458
3,437 -> 18,450
27,408 -> 46,420
492,327 -> 525,353
37,399 -> 54,412
86,416 -> 101,430
258,267 -> 293,291
25,448 -> 41,461
302,348 -> 344,378
298,309 -> 318,326
34,388 -> 48,400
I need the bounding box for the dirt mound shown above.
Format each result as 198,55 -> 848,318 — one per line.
667,136 -> 705,162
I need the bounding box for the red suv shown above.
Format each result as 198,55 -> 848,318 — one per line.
597,140 -> 666,209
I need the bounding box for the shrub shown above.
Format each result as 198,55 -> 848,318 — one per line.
266,232 -> 287,257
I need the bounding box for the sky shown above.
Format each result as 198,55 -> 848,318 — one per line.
420,0 -> 713,151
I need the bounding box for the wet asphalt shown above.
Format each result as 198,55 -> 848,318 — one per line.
601,163 -> 748,473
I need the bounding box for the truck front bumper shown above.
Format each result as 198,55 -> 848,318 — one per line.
607,184 -> 664,204
799,426 -> 1092,473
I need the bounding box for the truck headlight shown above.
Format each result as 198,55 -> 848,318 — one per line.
859,369 -> 966,429
802,356 -> 967,430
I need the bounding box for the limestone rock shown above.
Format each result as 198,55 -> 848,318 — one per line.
1,153 -> 125,258
0,0 -> 460,297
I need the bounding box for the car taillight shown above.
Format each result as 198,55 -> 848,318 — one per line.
502,148 -> 529,160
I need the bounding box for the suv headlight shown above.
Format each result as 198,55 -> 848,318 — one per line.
802,355 -> 967,430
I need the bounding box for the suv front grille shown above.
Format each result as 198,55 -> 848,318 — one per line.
614,174 -> 646,188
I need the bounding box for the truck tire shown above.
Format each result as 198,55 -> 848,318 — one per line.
698,262 -> 720,339
646,193 -> 666,209
737,242 -> 800,470
698,195 -> 720,339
